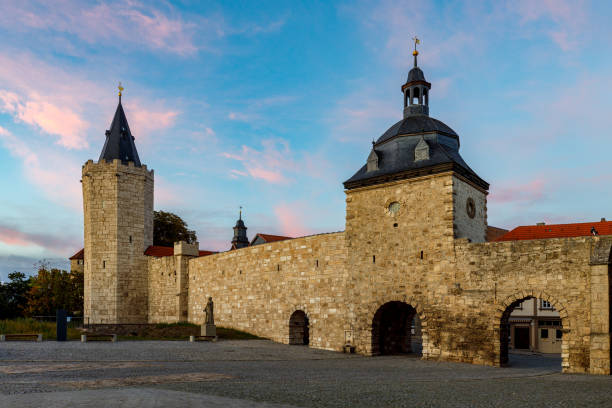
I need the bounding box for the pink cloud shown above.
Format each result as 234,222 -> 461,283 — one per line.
512,0 -> 587,51
274,203 -> 313,238
0,126 -> 82,210
0,1 -> 200,55
0,90 -> 88,149
222,139 -> 293,184
247,168 -> 285,183
489,179 -> 546,204
0,223 -> 80,255
129,106 -> 179,142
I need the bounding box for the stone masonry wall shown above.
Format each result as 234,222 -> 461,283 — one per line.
187,232 -> 348,350
82,159 -> 153,324
452,175 -> 487,243
147,256 -> 178,323
453,236 -> 609,374
345,173 -> 458,356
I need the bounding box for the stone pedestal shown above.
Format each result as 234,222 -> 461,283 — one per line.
202,324 -> 216,337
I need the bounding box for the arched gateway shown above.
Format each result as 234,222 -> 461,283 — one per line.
372,302 -> 418,355
289,310 -> 309,345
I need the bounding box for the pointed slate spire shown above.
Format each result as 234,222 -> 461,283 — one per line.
99,84 -> 141,166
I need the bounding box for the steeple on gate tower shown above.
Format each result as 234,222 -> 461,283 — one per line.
402,37 -> 431,118
82,86 -> 154,324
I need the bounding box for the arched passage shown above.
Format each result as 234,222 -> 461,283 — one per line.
289,310 -> 309,345
497,293 -> 568,369
372,301 -> 419,355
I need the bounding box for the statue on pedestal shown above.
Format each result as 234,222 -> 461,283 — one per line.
201,297 -> 216,338
204,297 -> 214,325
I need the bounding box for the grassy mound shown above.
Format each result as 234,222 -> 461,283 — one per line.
0,318 -> 81,340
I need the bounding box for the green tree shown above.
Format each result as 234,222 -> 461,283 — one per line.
24,267 -> 83,316
0,272 -> 31,318
154,210 -> 197,246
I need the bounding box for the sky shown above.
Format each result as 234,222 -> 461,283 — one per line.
1,0 -> 612,279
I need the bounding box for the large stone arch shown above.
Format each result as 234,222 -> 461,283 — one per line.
493,290 -> 570,370
363,296 -> 430,358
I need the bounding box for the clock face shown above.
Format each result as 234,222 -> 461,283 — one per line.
388,202 -> 400,215
466,198 -> 476,219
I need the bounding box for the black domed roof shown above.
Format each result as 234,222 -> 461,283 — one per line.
407,67 -> 425,82
376,115 -> 458,146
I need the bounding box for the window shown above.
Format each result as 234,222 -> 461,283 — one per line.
388,202 -> 400,215
102,261 -> 106,269
540,299 -> 552,309
556,329 -> 562,339
540,329 -> 548,339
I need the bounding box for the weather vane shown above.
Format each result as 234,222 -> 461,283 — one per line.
239,205 -> 243,219
412,36 -> 420,56
118,82 -> 124,97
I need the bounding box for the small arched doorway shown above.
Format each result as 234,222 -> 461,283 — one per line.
500,295 -> 563,369
372,301 -> 419,355
289,310 -> 309,345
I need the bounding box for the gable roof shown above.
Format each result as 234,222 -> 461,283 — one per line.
69,248 -> 84,260
250,233 -> 292,246
495,220 -> 612,242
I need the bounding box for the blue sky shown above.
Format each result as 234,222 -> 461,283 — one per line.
1,0 -> 612,279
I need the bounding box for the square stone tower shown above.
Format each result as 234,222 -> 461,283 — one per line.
82,94 -> 154,324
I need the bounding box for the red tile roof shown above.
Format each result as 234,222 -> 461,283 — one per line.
250,233 -> 292,245
69,248 -> 84,260
495,220 -> 612,242
144,245 -> 175,257
144,245 -> 216,257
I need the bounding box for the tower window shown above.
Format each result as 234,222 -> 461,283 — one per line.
277,264 -> 280,271
373,255 -> 376,264
420,251 -> 424,260
102,261 -> 106,269
129,235 -> 132,243
316,260 -> 319,267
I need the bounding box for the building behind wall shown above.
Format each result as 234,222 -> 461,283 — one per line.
509,297 -> 562,353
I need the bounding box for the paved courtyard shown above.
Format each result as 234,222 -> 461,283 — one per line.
0,340 -> 611,407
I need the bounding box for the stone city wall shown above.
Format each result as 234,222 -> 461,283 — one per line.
451,236 -> 609,374
187,232 -> 349,350
147,256 -> 178,323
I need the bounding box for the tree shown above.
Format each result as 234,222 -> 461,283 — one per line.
154,210 -> 197,246
24,267 -> 83,316
0,272 -> 31,319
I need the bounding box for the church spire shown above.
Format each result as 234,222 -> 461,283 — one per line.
98,84 -> 142,166
401,37 -> 431,118
231,207 -> 249,249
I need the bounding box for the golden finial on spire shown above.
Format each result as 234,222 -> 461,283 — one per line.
118,82 -> 124,97
412,36 -> 420,56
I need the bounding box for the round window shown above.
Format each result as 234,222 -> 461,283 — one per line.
466,197 -> 476,219
388,202 -> 400,215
